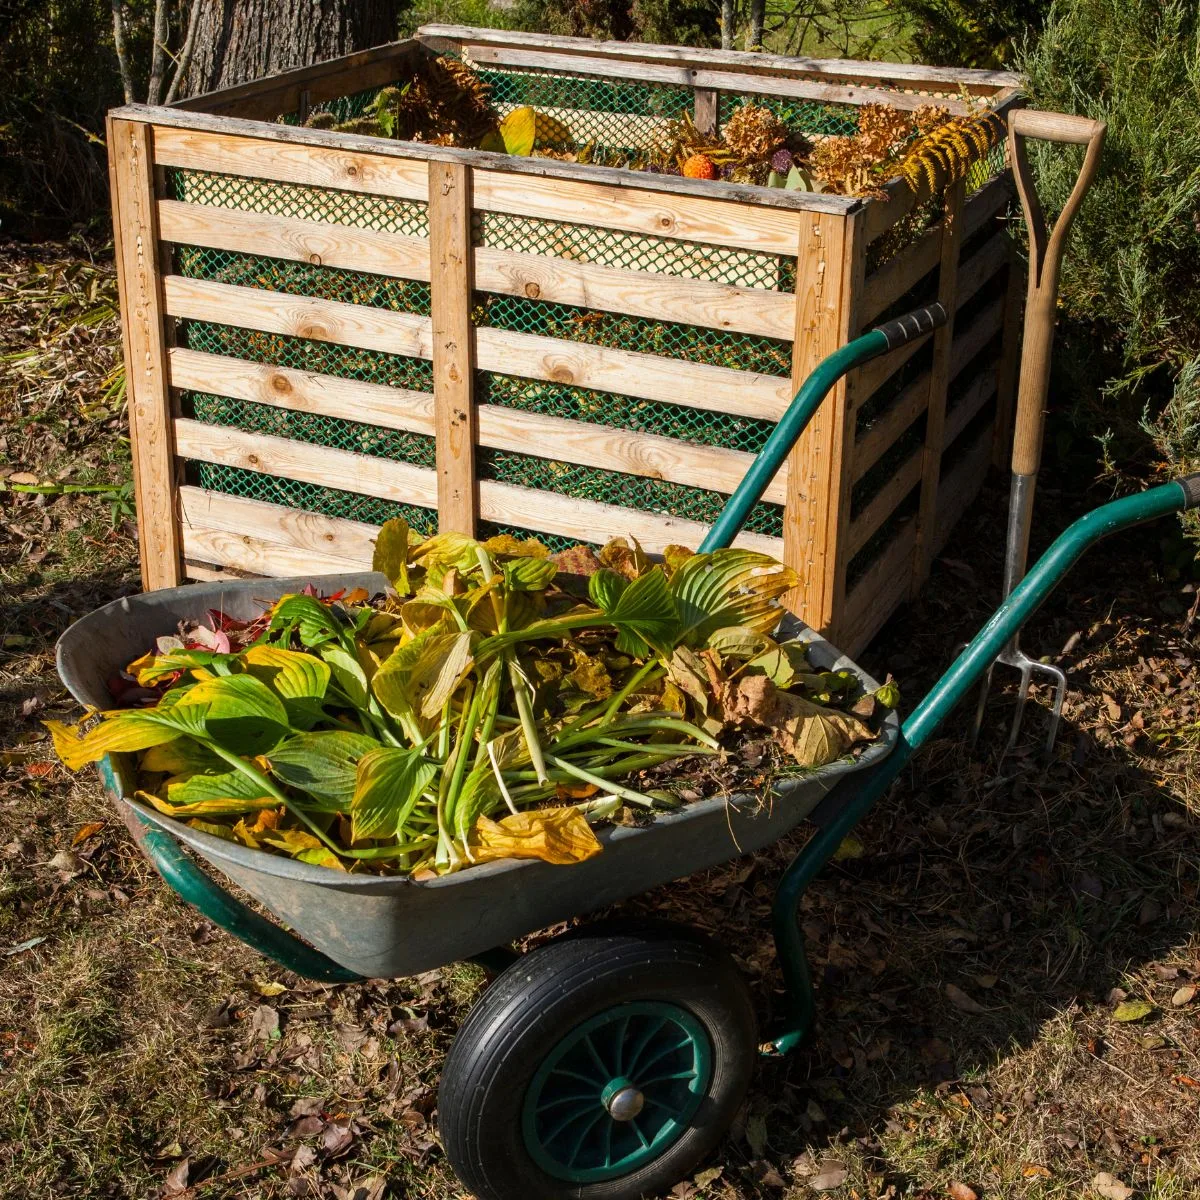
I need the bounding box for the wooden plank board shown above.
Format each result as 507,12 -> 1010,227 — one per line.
167,348 -> 786,502
422,25 -> 1021,92
175,39 -> 418,120
429,161 -> 478,534
962,172 -> 1014,241
474,247 -> 796,341
694,87 -> 718,137
162,276 -> 792,419
852,373 -> 928,483
119,104 -> 860,216
185,561 -> 261,582
839,520 -> 917,657
108,116 -> 183,590
463,43 -> 972,114
157,199 -> 431,280
943,362 -> 998,450
847,446 -> 923,556
476,478 -> 782,557
470,168 -> 807,254
179,487 -> 378,576
933,422 -> 994,556
173,418 -> 440,509
955,229 -> 1010,308
911,178 -> 964,593
152,125 -> 429,202
860,223 -> 940,326
949,293 -> 1006,378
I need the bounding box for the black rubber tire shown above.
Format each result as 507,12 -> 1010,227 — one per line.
438,920 -> 756,1200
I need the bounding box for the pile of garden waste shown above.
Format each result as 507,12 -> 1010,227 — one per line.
49,524 -> 892,876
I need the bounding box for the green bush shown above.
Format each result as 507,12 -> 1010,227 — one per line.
1019,0 -> 1200,486
896,0 -> 1048,68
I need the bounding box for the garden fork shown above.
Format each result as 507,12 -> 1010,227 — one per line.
972,108 -> 1106,755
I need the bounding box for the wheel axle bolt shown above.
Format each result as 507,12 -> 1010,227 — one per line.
606,1085 -> 645,1122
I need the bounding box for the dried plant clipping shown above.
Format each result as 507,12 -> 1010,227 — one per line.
723,104 -> 789,161
855,103 -> 914,159
811,135 -> 889,198
898,109 -> 1005,195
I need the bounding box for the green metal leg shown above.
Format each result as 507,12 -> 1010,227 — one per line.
768,475 -> 1200,1054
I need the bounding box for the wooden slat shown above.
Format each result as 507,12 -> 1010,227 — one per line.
157,199 -> 431,280
157,199 -> 793,338
463,43 -> 972,114
429,161 -> 478,534
152,125 -> 429,202
944,362 -> 998,450
962,172 -> 1015,242
853,325 -> 930,401
477,479 -> 782,557
174,419 -> 440,509
180,487 -> 377,577
474,248 -> 796,340
840,520 -> 918,657
162,276 -> 791,419
470,169 -> 807,254
122,104 -> 858,216
861,223 -> 941,325
934,423 -> 994,556
955,229 -> 1010,308
185,561 -> 259,582
911,178 -> 964,593
422,25 -> 1021,93
167,348 -> 786,503
108,117 -> 182,590
949,293 -> 1006,377
852,373 -> 928,483
694,87 -> 718,137
175,40 -> 417,121
162,275 -> 432,356
784,209 -> 862,633
847,447 -> 923,556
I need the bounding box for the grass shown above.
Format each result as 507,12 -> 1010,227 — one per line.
1,237 -> 1199,1198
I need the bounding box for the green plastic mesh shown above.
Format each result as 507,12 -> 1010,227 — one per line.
166,168 -> 429,236
476,521 -> 582,553
964,141 -> 1006,195
478,371 -> 776,454
719,93 -> 860,138
479,447 -> 782,538
474,210 -> 795,292
175,245 -> 432,313
474,291 -> 791,376
181,321 -> 435,392
186,392 -> 436,468
189,462 -> 438,535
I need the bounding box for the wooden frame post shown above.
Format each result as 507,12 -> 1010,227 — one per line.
693,88 -> 718,137
429,160 -> 479,535
108,116 -> 183,591
911,178 -> 965,593
784,209 -> 864,636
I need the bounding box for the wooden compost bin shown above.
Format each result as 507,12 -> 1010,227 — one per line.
108,24 -> 1023,655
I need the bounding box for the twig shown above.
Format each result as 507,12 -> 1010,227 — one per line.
146,0 -> 171,105
110,0 -> 135,104
165,0 -> 203,104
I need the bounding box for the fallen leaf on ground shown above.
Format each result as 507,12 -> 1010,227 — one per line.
810,1160 -> 848,1190
1091,1171 -> 1135,1200
1022,1163 -> 1052,1178
161,1157 -> 189,1197
1112,999 -> 1154,1022
2,936 -> 47,956
71,821 -> 105,846
249,1004 -> 280,1040
1171,985 -> 1195,1006
253,975 -> 289,996
946,983 -> 989,1014
948,1183 -> 979,1200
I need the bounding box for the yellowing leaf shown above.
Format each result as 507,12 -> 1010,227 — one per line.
259,827 -> 346,870
47,714 -> 179,771
140,738 -> 223,775
372,629 -> 474,721
242,645 -> 330,702
832,833 -> 864,861
71,821 -> 106,847
139,789 -> 278,817
498,105 -> 536,155
186,819 -> 237,840
372,516 -> 413,593
253,975 -> 289,996
467,806 -> 602,865
351,747 -> 438,841
1112,998 -> 1154,1022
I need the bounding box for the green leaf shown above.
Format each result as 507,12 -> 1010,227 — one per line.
766,169 -> 785,188
320,644 -> 370,709
372,517 -> 412,593
268,731 -> 381,811
1113,999 -> 1154,1022
47,713 -> 181,772
242,645 -> 330,701
786,165 -> 817,191
372,629 -> 475,721
268,594 -> 346,649
165,766 -> 275,807
502,556 -> 557,592
169,674 -> 290,756
594,567 -> 681,658
410,531 -> 482,588
352,747 -> 438,841
588,568 -> 628,610
706,625 -> 771,660
670,549 -> 798,648
875,679 -> 901,708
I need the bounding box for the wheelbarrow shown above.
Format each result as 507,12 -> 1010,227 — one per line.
56,301 -> 1200,1200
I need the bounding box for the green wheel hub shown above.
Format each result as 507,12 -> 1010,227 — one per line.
521,1001 -> 714,1184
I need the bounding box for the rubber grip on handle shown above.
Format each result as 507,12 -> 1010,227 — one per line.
873,302 -> 948,349
1177,473 -> 1200,510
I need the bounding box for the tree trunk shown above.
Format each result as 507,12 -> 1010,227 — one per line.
720,0 -> 736,49
183,0 -> 401,96
747,0 -> 764,50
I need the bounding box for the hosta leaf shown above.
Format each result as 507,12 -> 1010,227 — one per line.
409,531 -> 481,588
372,516 -> 412,593
242,645 -> 330,702
320,643 -> 370,708
259,827 -> 346,870
665,646 -> 713,715
372,629 -> 474,721
268,594 -> 345,649
351,747 -> 438,841
588,568 -> 627,611
130,647 -> 234,684
173,674 -> 290,756
467,807 -> 602,865
670,549 -> 799,647
498,105 -> 536,156
595,567 -> 681,658
268,731 -> 380,811
140,738 -> 224,776
503,556 -> 557,592
706,626 -> 771,660
165,766 -> 275,808
139,788 -> 278,817
47,714 -> 180,771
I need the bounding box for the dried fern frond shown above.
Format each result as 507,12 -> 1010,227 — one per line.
897,109 -> 1005,195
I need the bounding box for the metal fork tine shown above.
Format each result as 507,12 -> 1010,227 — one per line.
1005,661 -> 1035,753
969,662 -> 996,748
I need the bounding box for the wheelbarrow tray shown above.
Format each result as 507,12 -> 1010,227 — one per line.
57,573 -> 898,979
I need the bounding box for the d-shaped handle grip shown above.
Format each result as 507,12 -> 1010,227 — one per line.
1008,108 -> 1107,479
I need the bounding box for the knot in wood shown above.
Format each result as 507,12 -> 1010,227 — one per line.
656,214 -> 676,232
269,373 -> 292,395
307,252 -> 323,267
523,282 -> 541,299
247,454 -> 259,466
548,362 -> 575,384
345,164 -> 358,178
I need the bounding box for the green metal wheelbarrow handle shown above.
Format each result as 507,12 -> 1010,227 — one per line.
768,471 -> 1200,1053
